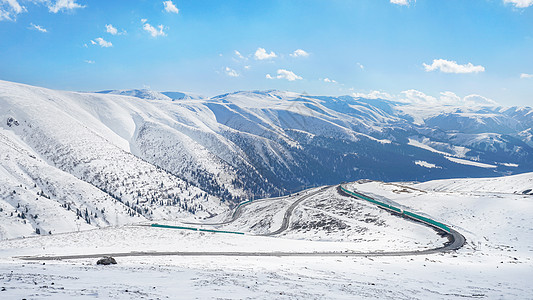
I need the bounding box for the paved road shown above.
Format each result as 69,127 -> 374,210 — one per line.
19,185 -> 465,261
185,186 -> 328,234
184,195 -> 288,226
18,247 -> 460,261
259,186 -> 331,236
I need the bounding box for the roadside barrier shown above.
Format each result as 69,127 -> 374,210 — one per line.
151,223 -> 245,235
340,185 -> 451,233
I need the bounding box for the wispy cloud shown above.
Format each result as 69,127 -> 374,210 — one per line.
254,47 -> 277,60
266,69 -> 302,81
2,0 -> 87,20
105,24 -> 126,35
401,89 -> 437,103
390,0 -> 413,6
323,78 -> 336,83
352,89 -> 497,106
163,1 -> 179,14
84,60 -> 95,64
357,62 -> 365,70
48,0 -> 85,14
423,59 -> 485,74
520,73 -> 533,79
105,24 -> 117,35
29,23 -> 47,32
142,19 -> 166,37
225,67 -> 239,77
463,94 -> 497,106
92,37 -> 112,47
504,0 -> 533,8
352,90 -> 394,100
234,50 -> 247,60
290,49 -> 309,58
0,0 -> 26,21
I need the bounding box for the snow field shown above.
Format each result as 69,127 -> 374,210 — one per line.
0,177 -> 532,299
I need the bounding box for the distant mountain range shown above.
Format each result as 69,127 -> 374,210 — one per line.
1,80 -> 532,238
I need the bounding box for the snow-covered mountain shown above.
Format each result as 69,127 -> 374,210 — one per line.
0,81 -> 227,239
1,80 -> 532,238
97,89 -> 204,101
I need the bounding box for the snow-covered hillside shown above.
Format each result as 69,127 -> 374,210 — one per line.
0,175 -> 531,299
1,80 -> 533,239
0,81 -> 228,239
412,171 -> 533,194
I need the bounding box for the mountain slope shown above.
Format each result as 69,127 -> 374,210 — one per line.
1,80 -> 533,238
0,81 -> 228,239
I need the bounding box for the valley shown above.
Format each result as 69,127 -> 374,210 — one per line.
2,80 -> 533,239
0,81 -> 532,299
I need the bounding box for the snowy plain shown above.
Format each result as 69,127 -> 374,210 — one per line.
1,174 -> 532,299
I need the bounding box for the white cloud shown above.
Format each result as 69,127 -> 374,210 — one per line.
323,78 -> 337,83
105,24 -> 117,35
254,47 -> 277,60
357,62 -> 365,70
423,59 -> 485,74
244,65 -> 251,70
105,24 -> 126,35
141,18 -> 147,23
48,0 -> 85,13
0,10 -> 9,21
277,69 -> 302,81
225,67 -> 239,77
93,37 -> 112,47
439,91 -> 461,104
84,60 -> 95,64
163,1 -> 179,14
290,49 -> 309,58
400,90 -> 497,106
0,0 -> 26,21
463,94 -> 497,106
143,22 -> 166,37
504,0 -> 533,8
401,89 -> 437,104
266,69 -> 302,81
520,73 -> 533,79
29,23 -> 47,32
390,0 -> 412,6
352,90 -> 394,100
352,89 -> 498,106
234,50 -> 247,60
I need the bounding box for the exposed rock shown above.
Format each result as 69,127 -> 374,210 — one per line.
96,256 -> 117,265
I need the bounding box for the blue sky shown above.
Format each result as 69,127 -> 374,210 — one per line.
1,0 -> 532,106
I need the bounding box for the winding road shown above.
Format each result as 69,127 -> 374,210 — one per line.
259,186 -> 330,236
19,184 -> 465,261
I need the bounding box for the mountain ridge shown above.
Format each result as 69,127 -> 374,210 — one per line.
1,80 -> 532,239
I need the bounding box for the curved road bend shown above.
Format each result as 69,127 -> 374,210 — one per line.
259,186 -> 331,236
19,185 -> 465,261
337,185 -> 465,252
184,186 -> 328,229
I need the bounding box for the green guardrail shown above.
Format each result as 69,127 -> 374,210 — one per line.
341,186 -> 402,214
340,186 -> 450,233
232,199 -> 253,218
151,223 -> 245,235
403,211 -> 451,233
